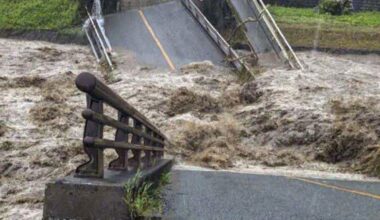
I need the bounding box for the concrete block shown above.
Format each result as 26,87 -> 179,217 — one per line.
43,159 -> 172,220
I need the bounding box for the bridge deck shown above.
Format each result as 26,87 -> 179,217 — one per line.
105,0 -> 226,69
163,169 -> 380,219
230,0 -> 286,68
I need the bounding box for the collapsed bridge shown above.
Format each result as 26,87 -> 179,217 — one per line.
86,0 -> 303,72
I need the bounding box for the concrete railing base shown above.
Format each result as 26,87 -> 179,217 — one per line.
43,159 -> 172,220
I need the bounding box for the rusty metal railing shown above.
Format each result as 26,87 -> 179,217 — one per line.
75,72 -> 167,178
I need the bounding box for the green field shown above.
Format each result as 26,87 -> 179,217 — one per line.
0,0 -> 81,30
269,6 -> 380,28
268,6 -> 380,51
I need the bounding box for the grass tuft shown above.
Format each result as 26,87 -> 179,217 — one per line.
124,171 -> 171,218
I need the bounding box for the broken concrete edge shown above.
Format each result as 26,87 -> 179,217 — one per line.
42,159 -> 173,220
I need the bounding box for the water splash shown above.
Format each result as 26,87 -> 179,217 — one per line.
312,19 -> 322,54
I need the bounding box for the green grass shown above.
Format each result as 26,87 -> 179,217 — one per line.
266,6 -> 380,51
124,171 -> 171,218
0,0 -> 81,30
268,6 -> 380,28
279,23 -> 380,51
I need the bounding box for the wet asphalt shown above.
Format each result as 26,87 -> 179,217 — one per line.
104,0 -> 226,69
163,169 -> 380,220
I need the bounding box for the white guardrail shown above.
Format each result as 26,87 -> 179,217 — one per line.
182,0 -> 253,73
250,0 -> 304,70
84,11 -> 114,70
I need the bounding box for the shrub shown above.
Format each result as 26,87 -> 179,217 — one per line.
318,0 -> 351,16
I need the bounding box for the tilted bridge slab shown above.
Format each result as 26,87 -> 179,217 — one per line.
104,0 -> 228,70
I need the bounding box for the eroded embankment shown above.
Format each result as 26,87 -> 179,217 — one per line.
0,38 -> 380,219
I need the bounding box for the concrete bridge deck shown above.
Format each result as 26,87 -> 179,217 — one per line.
104,0 -> 227,70
229,0 -> 287,68
163,168 -> 380,219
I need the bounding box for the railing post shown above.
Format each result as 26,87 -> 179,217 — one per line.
159,137 -> 165,157
75,72 -> 168,178
109,112 -> 130,170
143,128 -> 153,168
75,94 -> 104,178
152,133 -> 162,161
130,119 -> 142,169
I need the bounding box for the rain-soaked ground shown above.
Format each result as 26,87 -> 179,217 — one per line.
0,38 -> 379,219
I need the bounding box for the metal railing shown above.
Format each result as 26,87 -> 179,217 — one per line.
84,11 -> 114,70
75,72 -> 167,178
182,0 -> 253,73
249,0 -> 304,69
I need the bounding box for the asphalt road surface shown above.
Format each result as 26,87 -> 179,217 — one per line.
163,169 -> 380,220
104,0 -> 226,69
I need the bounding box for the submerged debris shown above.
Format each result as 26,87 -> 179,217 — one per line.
40,71 -> 76,102
166,87 -> 221,116
29,71 -> 80,131
315,98 -> 380,176
169,114 -> 243,169
240,80 -> 263,104
180,61 -> 214,74
6,76 -> 46,88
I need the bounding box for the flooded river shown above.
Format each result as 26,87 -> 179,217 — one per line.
0,38 -> 379,219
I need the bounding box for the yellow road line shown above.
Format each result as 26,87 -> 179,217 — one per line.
289,176 -> 380,200
138,10 -> 176,71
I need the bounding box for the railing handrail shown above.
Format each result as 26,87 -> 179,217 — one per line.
251,0 -> 304,69
75,72 -> 167,178
182,0 -> 253,73
85,10 -> 114,70
75,72 -> 166,139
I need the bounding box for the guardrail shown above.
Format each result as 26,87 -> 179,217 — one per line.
182,0 -> 254,73
249,0 -> 304,69
84,11 -> 114,70
75,72 -> 167,178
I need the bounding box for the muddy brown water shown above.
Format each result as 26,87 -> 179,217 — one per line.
0,38 -> 379,219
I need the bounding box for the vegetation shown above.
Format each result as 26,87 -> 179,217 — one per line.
318,0 -> 351,16
269,6 -> 380,28
268,6 -> 380,51
0,0 -> 81,30
124,171 -> 171,218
